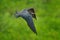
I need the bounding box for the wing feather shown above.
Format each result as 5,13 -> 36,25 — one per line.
25,16 -> 37,34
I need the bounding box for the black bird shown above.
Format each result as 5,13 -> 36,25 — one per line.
15,8 -> 37,34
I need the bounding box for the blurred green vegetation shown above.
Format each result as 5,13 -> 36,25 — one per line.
0,0 -> 60,40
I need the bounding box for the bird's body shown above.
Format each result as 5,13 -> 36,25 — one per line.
15,8 -> 37,34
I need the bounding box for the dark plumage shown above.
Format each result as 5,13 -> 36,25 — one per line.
27,8 -> 36,19
15,8 -> 37,34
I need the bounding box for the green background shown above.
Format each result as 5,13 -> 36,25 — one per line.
0,0 -> 60,40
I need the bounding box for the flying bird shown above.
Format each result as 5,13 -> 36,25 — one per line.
15,8 -> 37,34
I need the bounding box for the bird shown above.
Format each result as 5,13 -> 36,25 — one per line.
15,8 -> 37,34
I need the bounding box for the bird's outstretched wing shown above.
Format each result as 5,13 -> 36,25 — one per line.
24,15 -> 37,34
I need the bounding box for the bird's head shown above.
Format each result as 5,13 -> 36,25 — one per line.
27,8 -> 37,19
